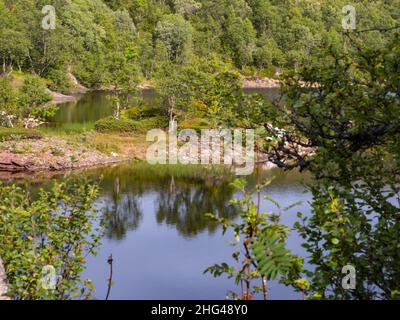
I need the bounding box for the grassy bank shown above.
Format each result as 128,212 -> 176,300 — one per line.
0,126 -> 149,173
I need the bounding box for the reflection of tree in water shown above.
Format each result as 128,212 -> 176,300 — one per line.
155,177 -> 238,237
102,177 -> 143,240
96,164 -> 239,239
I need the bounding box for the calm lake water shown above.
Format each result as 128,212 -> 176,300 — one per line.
2,89 -> 313,300
50,90 -> 159,127
50,88 -> 282,128
82,163 -> 312,300
7,162 -> 311,300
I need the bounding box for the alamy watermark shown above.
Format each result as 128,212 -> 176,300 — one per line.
342,5 -> 356,30
42,5 -> 56,30
39,265 -> 58,290
342,264 -> 356,290
146,121 -> 255,175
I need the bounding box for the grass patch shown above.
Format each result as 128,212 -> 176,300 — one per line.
93,141 -> 121,154
122,105 -> 163,120
125,162 -> 234,183
38,122 -> 96,135
0,127 -> 43,142
179,117 -> 209,131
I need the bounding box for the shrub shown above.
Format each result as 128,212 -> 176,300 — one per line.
136,116 -> 168,132
18,76 -> 52,111
0,179 -> 103,300
94,116 -> 142,133
0,78 -> 18,115
74,53 -> 108,89
179,117 -> 209,131
30,105 -> 59,121
47,69 -> 74,94
122,105 -> 163,120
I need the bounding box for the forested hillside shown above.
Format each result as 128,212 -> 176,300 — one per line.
1,0 -> 399,92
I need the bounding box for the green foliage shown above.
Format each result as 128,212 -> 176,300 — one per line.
179,117 -> 209,131
0,75 -> 53,127
253,35 -> 285,72
122,105 -> 163,120
193,70 -> 268,128
46,69 -> 74,95
30,105 -> 59,122
224,8 -> 256,68
1,0 -> 399,84
135,116 -> 169,132
0,0 -> 30,75
0,127 -> 43,142
205,178 -> 304,300
265,32 -> 400,299
94,116 -> 142,132
0,179 -> 103,300
0,78 -> 18,115
155,14 -> 193,63
18,76 -> 52,111
115,104 -> 168,131
155,60 -> 267,128
251,232 -> 292,280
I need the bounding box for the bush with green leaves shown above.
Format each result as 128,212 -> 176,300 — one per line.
94,116 -> 142,133
18,76 -> 52,112
179,117 -> 209,132
0,76 -> 56,128
122,105 -> 164,120
0,179 -> 104,300
0,78 -> 18,113
46,69 -> 74,95
205,178 -> 306,300
0,78 -> 19,127
265,32 -> 400,300
30,105 -> 59,122
136,116 -> 169,132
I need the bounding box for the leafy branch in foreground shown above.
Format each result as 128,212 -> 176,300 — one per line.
204,178 -> 307,300
264,32 -> 400,300
0,178 -> 104,300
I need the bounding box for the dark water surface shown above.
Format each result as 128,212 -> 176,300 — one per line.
49,90 -> 159,129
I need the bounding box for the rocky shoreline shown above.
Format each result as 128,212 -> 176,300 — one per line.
0,156 -> 129,174
243,76 -> 281,89
48,91 -> 78,104
0,136 -> 131,174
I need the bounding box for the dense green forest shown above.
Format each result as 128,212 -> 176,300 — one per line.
1,0 -> 399,90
